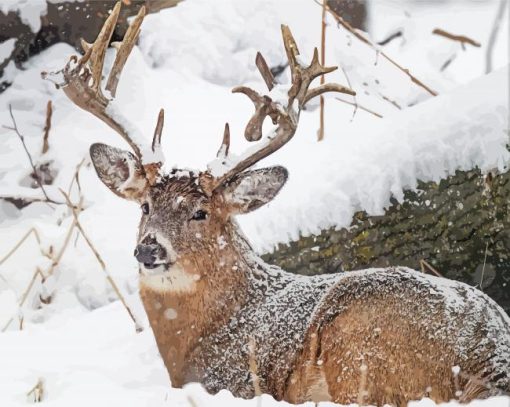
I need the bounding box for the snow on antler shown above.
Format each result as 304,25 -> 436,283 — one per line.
44,1 -> 165,175
206,25 -> 355,191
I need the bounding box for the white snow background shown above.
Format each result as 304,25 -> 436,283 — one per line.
0,0 -> 509,406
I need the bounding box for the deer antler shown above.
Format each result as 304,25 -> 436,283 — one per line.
207,25 -> 355,190
44,1 -> 164,180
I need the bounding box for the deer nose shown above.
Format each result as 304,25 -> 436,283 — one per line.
134,244 -> 159,268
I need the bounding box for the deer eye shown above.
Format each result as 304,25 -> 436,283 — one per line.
141,202 -> 150,215
191,209 -> 208,221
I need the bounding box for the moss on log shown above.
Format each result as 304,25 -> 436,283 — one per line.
262,169 -> 510,313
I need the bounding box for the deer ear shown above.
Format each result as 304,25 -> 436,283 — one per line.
89,143 -> 148,202
221,166 -> 288,214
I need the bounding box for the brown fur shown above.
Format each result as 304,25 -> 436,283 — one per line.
90,145 -> 510,406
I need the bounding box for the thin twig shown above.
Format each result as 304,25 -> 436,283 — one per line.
318,0 -> 327,141
67,158 -> 86,197
313,0 -> 438,97
432,28 -> 481,48
480,240 -> 489,291
486,0 -> 507,73
60,189 -> 142,331
335,97 -> 383,118
340,66 -> 359,121
3,105 -> 59,206
26,378 -> 44,403
379,93 -> 402,110
42,100 -> 53,154
420,259 -> 443,277
47,217 -> 78,277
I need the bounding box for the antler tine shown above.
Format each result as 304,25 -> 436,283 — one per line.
232,86 -> 280,142
281,24 -> 300,82
152,108 -> 165,154
303,83 -> 356,105
106,5 -> 146,97
83,1 -> 121,95
216,123 -> 230,159
255,52 -> 275,91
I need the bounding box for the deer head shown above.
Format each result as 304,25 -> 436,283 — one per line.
49,2 -> 354,289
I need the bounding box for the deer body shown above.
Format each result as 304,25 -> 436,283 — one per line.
53,5 -> 510,405
136,199 -> 510,406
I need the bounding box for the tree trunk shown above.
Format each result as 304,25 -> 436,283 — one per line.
327,0 -> 367,30
262,168 -> 510,314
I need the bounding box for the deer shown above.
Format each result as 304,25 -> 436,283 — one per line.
48,3 -> 510,406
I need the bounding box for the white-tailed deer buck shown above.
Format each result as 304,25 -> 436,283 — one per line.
50,3 -> 510,406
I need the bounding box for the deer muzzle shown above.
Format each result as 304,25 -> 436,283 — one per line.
134,236 -> 168,269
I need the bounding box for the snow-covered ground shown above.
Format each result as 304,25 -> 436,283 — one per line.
0,0 -> 508,406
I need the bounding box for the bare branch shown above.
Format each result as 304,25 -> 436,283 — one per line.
432,28 -> 481,48
2,268 -> 46,332
0,228 -> 46,266
335,97 -> 383,119
420,259 -> 443,277
3,105 -> 59,206
486,0 -> 508,73
41,100 -> 52,154
314,0 -> 438,97
318,0 -> 327,141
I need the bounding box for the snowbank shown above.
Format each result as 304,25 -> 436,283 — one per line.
0,295 -> 508,407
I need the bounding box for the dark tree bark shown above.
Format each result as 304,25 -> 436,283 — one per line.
327,0 -> 367,30
263,168 -> 510,314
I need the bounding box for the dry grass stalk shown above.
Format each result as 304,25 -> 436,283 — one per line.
479,240 -> 489,291
26,378 -> 44,403
2,105 -> 58,206
0,227 -> 47,266
1,268 -> 45,332
66,158 -> 86,197
432,28 -> 481,48
337,65 -> 378,121
335,97 -> 383,119
59,189 -> 142,331
486,0 -> 508,73
314,0 -> 438,97
41,100 -> 53,154
318,0 -> 327,141
186,395 -> 199,407
419,259 -> 443,277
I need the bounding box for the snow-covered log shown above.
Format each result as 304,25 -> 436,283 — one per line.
263,67 -> 510,313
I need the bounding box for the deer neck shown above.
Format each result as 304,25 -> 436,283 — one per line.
139,220 -> 264,385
